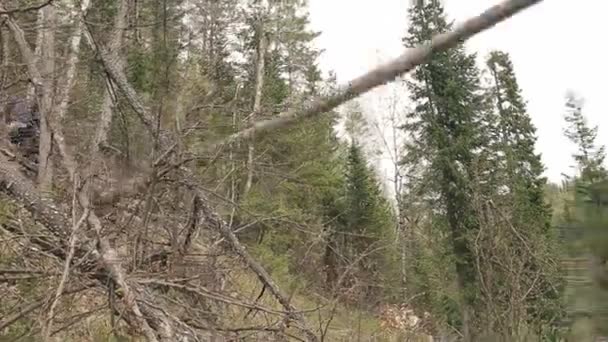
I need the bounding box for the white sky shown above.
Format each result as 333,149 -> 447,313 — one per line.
308,0 -> 608,184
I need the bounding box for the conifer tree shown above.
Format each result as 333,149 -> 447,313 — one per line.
561,92 -> 608,339
401,1 -> 487,336
485,50 -> 564,335
339,142 -> 396,300
563,92 -> 607,183
487,51 -> 546,205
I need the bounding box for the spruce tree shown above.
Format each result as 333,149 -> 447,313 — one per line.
486,50 -> 564,334
401,1 -> 487,336
487,51 -> 546,200
563,92 -> 607,183
340,142 -> 396,301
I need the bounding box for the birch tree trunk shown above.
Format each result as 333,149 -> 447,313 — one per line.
26,10 -> 44,104
37,3 -> 56,194
0,27 -> 8,141
244,19 -> 267,196
94,0 -> 129,149
53,0 -> 91,122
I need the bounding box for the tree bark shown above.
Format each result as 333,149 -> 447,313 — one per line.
94,0 -> 128,150
244,18 -> 267,196
53,0 -> 91,123
37,2 -> 56,194
0,27 -> 8,142
25,9 -> 43,104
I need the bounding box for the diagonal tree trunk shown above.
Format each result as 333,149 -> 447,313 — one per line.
94,0 -> 129,150
82,21 -> 157,137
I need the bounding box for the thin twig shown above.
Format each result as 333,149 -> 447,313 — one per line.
42,208 -> 90,341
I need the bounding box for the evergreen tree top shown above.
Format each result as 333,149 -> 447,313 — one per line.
563,91 -> 607,182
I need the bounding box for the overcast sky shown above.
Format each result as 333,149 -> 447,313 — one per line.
308,0 -> 608,184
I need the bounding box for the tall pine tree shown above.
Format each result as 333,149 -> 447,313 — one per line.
563,92 -> 607,183
401,1 -> 487,337
484,50 -> 564,336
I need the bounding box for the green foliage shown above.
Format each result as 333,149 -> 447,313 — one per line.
344,101 -> 370,143
8,0 -> 598,339
401,0 -> 487,330
341,142 -> 399,301
485,50 -> 565,333
400,3 -> 567,338
563,92 -> 607,183
563,181 -> 608,338
127,48 -> 154,93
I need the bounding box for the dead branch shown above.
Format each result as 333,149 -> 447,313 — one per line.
0,153 -> 205,341
0,283 -> 93,332
0,1 -> 54,15
42,208 -> 90,341
81,18 -> 157,137
187,181 -> 319,342
136,278 -> 290,316
180,195 -> 201,253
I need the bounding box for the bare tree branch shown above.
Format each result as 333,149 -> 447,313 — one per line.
81,18 -> 157,137
0,0 -> 53,15
186,181 -> 319,342
42,208 -> 90,341
0,283 -> 93,332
